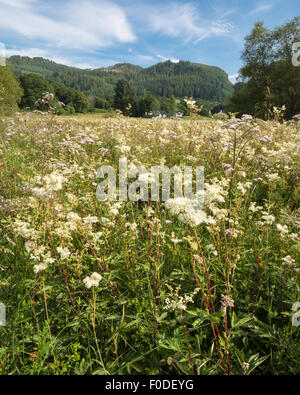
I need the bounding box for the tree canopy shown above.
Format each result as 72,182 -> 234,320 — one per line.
227,17 -> 300,119
0,65 -> 23,116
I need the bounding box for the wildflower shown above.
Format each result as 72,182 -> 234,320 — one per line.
83,216 -> 99,225
225,228 -> 240,238
125,222 -> 138,232
164,285 -> 200,311
14,220 -> 36,239
43,172 -> 65,192
267,173 -> 280,182
249,202 -> 263,213
261,213 -> 275,225
138,172 -> 156,184
207,244 -> 218,256
220,294 -> 234,313
83,272 -> 102,289
241,114 -> 253,121
259,136 -> 272,143
282,255 -> 295,267
109,207 -> 119,216
171,232 -> 182,244
57,246 -> 71,260
242,362 -> 250,375
276,224 -> 289,234
179,210 -> 212,227
32,187 -> 49,200
224,164 -> 234,172
33,262 -> 48,274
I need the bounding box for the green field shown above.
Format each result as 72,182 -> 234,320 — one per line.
0,113 -> 299,375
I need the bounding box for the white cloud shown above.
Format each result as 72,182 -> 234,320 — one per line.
0,0 -> 136,50
229,74 -> 239,83
0,0 -> 37,8
71,62 -> 97,70
249,2 -> 275,15
135,54 -> 155,62
4,48 -> 47,58
147,3 -> 232,43
157,55 -> 179,63
4,47 -> 101,69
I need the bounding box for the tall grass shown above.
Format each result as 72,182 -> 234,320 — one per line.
0,112 -> 299,374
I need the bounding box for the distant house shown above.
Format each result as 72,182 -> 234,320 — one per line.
151,111 -> 183,119
152,110 -> 168,118
174,112 -> 183,119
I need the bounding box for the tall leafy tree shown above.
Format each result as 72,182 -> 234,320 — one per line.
227,17 -> 300,119
137,91 -> 160,117
19,73 -> 54,109
169,95 -> 177,115
72,90 -> 89,113
0,65 -> 23,116
113,79 -> 137,115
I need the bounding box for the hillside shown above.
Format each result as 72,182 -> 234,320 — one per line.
8,56 -> 234,103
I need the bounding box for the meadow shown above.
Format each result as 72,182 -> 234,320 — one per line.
0,111 -> 299,375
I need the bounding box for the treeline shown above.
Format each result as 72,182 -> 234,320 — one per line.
9,57 -> 234,103
0,65 -> 219,117
227,17 -> 300,119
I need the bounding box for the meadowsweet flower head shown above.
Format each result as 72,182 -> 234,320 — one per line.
164,284 -> 200,311
276,224 -> 289,234
83,272 -> 102,289
33,262 -> 48,274
170,232 -> 182,244
57,246 -> 71,260
43,172 -> 65,192
282,255 -> 295,267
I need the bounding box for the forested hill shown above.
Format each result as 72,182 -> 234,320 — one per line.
8,56 -> 234,103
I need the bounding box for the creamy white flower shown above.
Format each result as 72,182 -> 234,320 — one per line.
83,272 -> 102,289
43,172 -> 65,192
32,187 -> 49,200
178,210 -> 209,227
126,222 -> 138,232
276,224 -> 289,234
261,214 -> 275,225
249,203 -> 263,213
83,216 -> 99,225
57,246 -> 71,260
282,255 -> 295,266
33,262 -> 48,273
170,232 -> 182,244
207,244 -> 218,256
109,208 -> 119,216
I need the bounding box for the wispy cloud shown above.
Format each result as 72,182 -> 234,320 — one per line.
136,54 -> 156,62
4,47 -> 109,69
4,47 -> 47,58
249,1 -> 275,15
147,3 -> 233,43
0,0 -> 136,50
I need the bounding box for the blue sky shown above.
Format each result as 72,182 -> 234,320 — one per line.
0,0 -> 299,82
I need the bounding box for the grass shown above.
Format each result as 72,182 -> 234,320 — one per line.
0,112 -> 299,375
